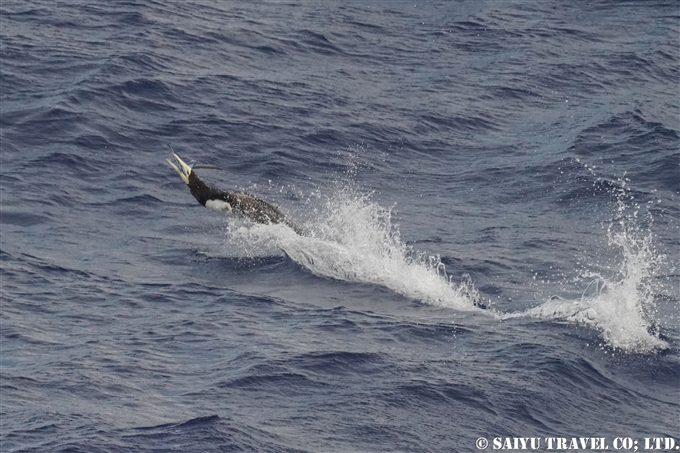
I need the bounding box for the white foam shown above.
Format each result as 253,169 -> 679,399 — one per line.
226,189 -> 481,311
513,197 -> 670,353
222,173 -> 672,353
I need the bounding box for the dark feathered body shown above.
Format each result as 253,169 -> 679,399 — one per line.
168,153 -> 303,235
187,172 -> 288,224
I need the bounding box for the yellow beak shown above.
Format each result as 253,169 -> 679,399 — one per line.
167,152 -> 192,185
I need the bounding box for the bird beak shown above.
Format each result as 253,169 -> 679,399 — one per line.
167,152 -> 192,185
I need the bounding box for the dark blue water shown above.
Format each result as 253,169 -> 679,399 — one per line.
2,1 -> 678,452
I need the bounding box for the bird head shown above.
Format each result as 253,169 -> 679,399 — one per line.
167,152 -> 193,185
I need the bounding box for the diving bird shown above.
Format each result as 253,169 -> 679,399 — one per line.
167,152 -> 304,235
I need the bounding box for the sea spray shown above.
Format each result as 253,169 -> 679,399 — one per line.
519,181 -> 669,353
226,184 -> 482,310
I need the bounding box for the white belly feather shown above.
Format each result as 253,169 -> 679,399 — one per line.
205,199 -> 232,213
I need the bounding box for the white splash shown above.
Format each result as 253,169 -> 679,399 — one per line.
226,187 -> 481,311
517,195 -> 669,353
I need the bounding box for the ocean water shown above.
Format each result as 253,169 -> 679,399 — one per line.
1,1 -> 678,452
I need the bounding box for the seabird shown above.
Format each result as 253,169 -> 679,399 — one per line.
167,152 -> 304,235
